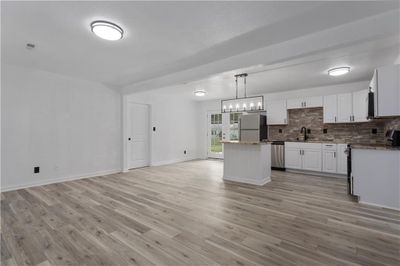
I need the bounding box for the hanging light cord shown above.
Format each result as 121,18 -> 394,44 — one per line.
234,73 -> 248,98
244,75 -> 247,98
235,76 -> 239,99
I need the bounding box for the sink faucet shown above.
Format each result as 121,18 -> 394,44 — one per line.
300,127 -> 308,141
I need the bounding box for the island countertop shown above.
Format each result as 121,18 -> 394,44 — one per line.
350,144 -> 400,151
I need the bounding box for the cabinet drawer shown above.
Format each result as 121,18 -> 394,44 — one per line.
286,142 -> 322,149
322,143 -> 337,151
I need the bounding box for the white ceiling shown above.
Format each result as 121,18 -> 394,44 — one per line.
2,1 -> 399,98
158,37 -> 399,101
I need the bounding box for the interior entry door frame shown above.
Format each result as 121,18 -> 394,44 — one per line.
127,102 -> 150,169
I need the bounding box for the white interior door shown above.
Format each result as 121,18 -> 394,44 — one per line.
128,103 -> 149,169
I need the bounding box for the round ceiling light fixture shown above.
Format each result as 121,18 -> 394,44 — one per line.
90,20 -> 124,41
194,89 -> 207,97
328,66 -> 351,76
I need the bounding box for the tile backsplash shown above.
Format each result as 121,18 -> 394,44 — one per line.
268,107 -> 400,144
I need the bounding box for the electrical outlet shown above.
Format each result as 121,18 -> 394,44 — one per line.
34,166 -> 40,174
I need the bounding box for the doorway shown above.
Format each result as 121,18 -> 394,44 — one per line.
127,103 -> 150,169
207,112 -> 224,159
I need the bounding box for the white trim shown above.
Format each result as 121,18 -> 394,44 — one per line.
150,157 -> 198,167
1,169 -> 121,192
358,200 -> 400,211
223,176 -> 271,186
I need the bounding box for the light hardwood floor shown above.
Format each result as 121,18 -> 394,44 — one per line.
1,160 -> 399,266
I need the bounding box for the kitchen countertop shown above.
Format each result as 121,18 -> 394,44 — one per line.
221,140 -> 270,145
267,139 -> 346,144
225,140 -> 400,150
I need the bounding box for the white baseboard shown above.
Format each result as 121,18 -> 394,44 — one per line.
150,157 -> 198,167
358,200 -> 400,211
1,169 -> 121,192
223,176 -> 271,186
286,169 -> 346,179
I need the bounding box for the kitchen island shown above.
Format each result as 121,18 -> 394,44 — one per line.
222,141 -> 271,185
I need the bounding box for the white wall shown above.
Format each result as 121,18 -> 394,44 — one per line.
124,90 -> 200,169
197,81 -> 369,158
1,65 -> 121,191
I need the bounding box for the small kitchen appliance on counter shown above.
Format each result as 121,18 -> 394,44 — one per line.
386,129 -> 400,147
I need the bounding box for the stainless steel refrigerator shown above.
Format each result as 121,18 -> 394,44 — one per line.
239,113 -> 267,142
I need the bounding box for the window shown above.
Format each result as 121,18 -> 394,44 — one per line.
230,113 -> 240,140
210,114 -> 222,153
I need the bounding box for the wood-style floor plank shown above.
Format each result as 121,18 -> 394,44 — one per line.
1,159 -> 399,266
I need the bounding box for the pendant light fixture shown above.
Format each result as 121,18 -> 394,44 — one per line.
221,73 -> 264,113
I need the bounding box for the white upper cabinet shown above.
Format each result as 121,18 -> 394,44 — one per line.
304,96 -> 323,108
337,93 -> 353,123
287,96 -> 323,109
286,98 -> 304,109
266,100 -> 288,125
352,89 -> 369,122
323,95 -> 337,123
324,90 -> 370,124
373,65 -> 400,117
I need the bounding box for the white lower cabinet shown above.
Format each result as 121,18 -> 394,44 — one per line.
322,144 -> 337,173
285,143 -> 322,172
285,142 -> 347,175
302,148 -> 322,172
337,144 -> 348,175
285,148 -> 302,169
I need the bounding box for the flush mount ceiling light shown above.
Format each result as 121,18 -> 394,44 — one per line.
90,20 -> 124,41
194,89 -> 207,97
328,66 -> 350,76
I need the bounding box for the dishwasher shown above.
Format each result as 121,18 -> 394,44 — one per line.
271,141 -> 285,170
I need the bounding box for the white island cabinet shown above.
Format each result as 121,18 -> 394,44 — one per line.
352,148 -> 400,210
222,141 -> 271,186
